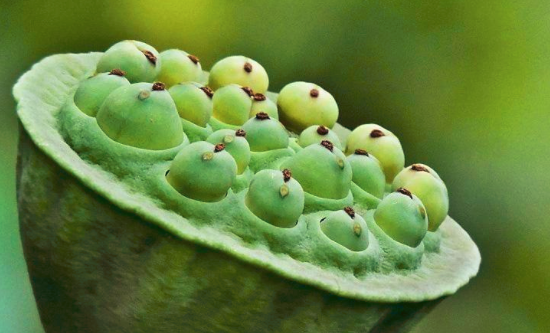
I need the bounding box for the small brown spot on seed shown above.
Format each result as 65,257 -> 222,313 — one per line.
152,82 -> 165,91
317,125 -> 329,135
142,50 -> 157,65
244,62 -> 253,73
396,187 -> 413,199
235,129 -> 246,137
214,143 -> 225,152
310,89 -> 319,98
344,206 -> 355,219
370,129 -> 385,138
255,112 -> 270,120
242,86 -> 254,97
253,93 -> 266,101
109,69 -> 126,76
200,86 -> 214,98
354,149 -> 369,156
282,169 -> 292,182
165,170 -> 170,176
411,164 -> 430,173
188,54 -> 200,64
321,140 -> 334,152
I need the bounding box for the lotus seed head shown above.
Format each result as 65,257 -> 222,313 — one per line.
74,71 -> 130,117
281,143 -> 352,199
96,82 -> 183,150
245,169 -> 305,228
156,49 -> 203,88
250,93 -> 278,120
277,81 -> 339,133
320,208 -> 369,251
208,55 -> 269,93
96,40 -> 160,83
345,124 -> 405,183
211,84 -> 253,126
241,113 -> 289,152
167,141 -> 237,202
392,163 -> 449,231
206,129 -> 251,174
346,150 -> 386,199
373,189 -> 429,247
297,125 -> 343,150
169,82 -> 213,127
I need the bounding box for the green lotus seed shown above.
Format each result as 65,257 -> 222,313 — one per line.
392,164 -> 449,231
156,49 -> 203,88
96,40 -> 160,83
277,82 -> 339,133
241,112 -> 289,152
74,69 -> 130,117
249,93 -> 278,119
245,169 -> 304,228
208,55 -> 269,93
166,142 -> 237,202
206,128 -> 250,174
212,84 -> 253,126
281,140 -> 352,199
347,149 -> 386,199
169,82 -> 213,127
373,188 -> 428,247
320,207 -> 369,251
96,82 -> 183,150
297,125 -> 343,150
345,124 -> 405,183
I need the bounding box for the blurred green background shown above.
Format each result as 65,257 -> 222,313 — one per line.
1,0 -> 549,332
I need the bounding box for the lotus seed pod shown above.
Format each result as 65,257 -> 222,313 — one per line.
250,93 -> 278,119
96,82 -> 183,150
345,124 -> 405,183
277,81 -> 339,133
212,84 -> 253,126
320,207 -> 369,251
208,55 -> 269,93
297,125 -> 343,150
241,112 -> 289,152
347,149 -> 386,199
206,128 -> 250,174
169,82 -> 213,127
281,140 -> 352,199
74,69 -> 130,117
373,188 -> 429,247
392,164 -> 449,231
156,49 -> 202,88
245,169 -> 304,228
96,40 -> 160,83
166,141 -> 237,202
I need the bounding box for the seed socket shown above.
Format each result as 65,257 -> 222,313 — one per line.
188,54 -> 200,64
255,112 -> 270,120
152,82 -> 166,91
214,143 -> 225,152
235,129 -> 246,137
142,50 -> 157,65
411,164 -> 430,173
370,129 -> 385,138
344,206 -> 355,219
244,62 -> 253,73
200,86 -> 214,98
396,187 -> 413,199
354,149 -> 369,156
321,140 -> 334,152
282,169 -> 292,182
242,86 -> 254,97
310,89 -> 320,98
316,125 -> 329,135
253,93 -> 267,101
109,69 -> 126,76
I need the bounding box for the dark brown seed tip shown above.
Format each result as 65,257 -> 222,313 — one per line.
310,88 -> 320,98
354,149 -> 369,156
244,62 -> 253,73
320,140 -> 334,152
253,93 -> 266,102
320,217 -> 326,223
396,187 -> 413,199
142,50 -> 157,65
255,112 -> 270,120
242,86 -> 254,97
316,125 -> 329,135
282,169 -> 292,182
214,143 -> 225,152
344,206 -> 355,219
411,164 -> 430,173
188,54 -> 200,64
109,69 -> 126,76
370,129 -> 385,138
152,82 -> 165,91
200,86 -> 214,98
235,129 -> 246,137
